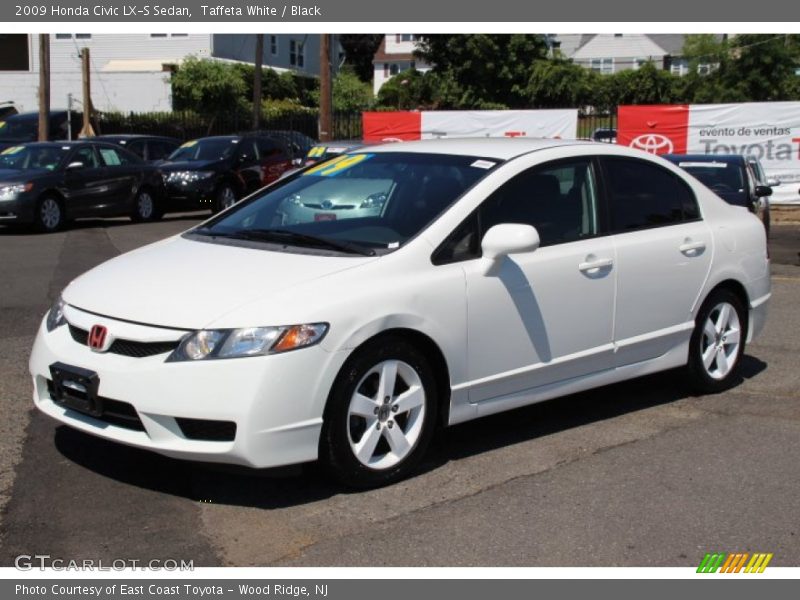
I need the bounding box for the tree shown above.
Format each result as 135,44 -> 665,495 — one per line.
606,61 -> 678,106
339,34 -> 384,82
415,34 -> 549,108
172,57 -> 248,122
332,69 -> 374,112
526,59 -> 599,108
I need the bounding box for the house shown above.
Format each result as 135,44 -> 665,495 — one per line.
372,35 -> 432,95
551,34 -> 719,75
0,34 -> 340,114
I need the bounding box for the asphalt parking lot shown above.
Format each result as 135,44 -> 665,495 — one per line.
0,217 -> 798,567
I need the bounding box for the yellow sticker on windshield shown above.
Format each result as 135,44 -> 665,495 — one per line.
180,140 -> 198,148
1,146 -> 22,155
0,122 -> 6,128
307,146 -> 326,158
303,153 -> 374,177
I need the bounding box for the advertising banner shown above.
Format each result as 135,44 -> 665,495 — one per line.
619,102 -> 800,204
362,109 -> 578,143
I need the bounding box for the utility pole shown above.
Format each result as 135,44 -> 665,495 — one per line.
38,34 -> 50,141
319,33 -> 332,142
253,34 -> 264,130
79,47 -> 95,137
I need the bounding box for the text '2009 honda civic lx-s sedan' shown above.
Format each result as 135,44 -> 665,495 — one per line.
29,139 -> 771,487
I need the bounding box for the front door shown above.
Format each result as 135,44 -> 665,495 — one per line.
460,158 -> 617,408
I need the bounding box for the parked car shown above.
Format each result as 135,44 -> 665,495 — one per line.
30,139 -> 770,487
663,154 -> 772,235
259,130 -> 317,161
159,134 -> 294,213
303,140 -> 368,166
591,127 -> 617,143
95,134 -> 180,163
0,111 -> 82,151
0,102 -> 18,121
0,141 -> 165,232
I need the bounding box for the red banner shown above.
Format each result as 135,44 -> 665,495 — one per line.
617,105 -> 690,155
362,112 -> 422,142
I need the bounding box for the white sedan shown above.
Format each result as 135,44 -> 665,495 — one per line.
29,139 -> 771,487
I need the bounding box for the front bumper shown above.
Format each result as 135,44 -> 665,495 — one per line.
0,194 -> 36,224
163,178 -> 217,206
29,308 -> 346,468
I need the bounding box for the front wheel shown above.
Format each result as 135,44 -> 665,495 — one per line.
33,195 -> 64,233
213,184 -> 237,214
320,337 -> 438,488
685,289 -> 747,393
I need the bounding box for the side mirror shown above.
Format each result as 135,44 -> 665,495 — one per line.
66,161 -> 84,170
479,223 -> 540,276
766,178 -> 780,187
755,185 -> 772,198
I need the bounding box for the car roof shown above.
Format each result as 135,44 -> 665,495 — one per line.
664,154 -> 745,164
6,110 -> 69,121
95,134 -> 178,142
365,137 -> 593,160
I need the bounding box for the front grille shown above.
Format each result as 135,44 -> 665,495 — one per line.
68,324 -> 179,358
175,418 -> 237,442
46,379 -> 145,431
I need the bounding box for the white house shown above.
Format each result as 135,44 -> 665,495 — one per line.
372,35 -> 432,95
0,34 -> 340,114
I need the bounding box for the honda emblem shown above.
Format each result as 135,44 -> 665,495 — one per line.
88,325 -> 108,351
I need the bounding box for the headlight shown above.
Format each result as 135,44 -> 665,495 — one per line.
165,171 -> 214,184
0,183 -> 32,201
168,323 -> 328,362
46,295 -> 67,332
360,192 -> 387,209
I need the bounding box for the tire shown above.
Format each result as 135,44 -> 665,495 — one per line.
213,184 -> 237,214
320,336 -> 438,488
33,195 -> 64,233
130,188 -> 161,223
685,288 -> 747,394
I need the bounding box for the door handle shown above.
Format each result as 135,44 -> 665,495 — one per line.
679,240 -> 706,255
578,257 -> 614,272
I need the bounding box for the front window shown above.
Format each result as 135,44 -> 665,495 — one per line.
167,138 -> 238,162
0,145 -> 69,171
191,152 -> 500,253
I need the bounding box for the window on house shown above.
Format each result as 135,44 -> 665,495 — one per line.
590,58 -> 614,75
270,35 -> 278,55
55,34 -> 72,40
290,40 -> 305,67
614,34 -> 623,37
171,34 -> 188,37
389,63 -> 400,76
670,59 -> 689,76
697,63 -> 714,75
400,35 -> 416,42
150,34 -> 168,38
0,35 -> 29,71
75,34 -> 91,39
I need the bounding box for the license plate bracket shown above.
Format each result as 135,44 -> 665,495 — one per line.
49,362 -> 103,417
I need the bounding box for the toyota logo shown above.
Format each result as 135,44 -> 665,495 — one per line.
630,134 -> 674,154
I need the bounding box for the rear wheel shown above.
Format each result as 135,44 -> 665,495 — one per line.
686,288 -> 747,393
33,195 -> 64,233
130,189 -> 162,222
320,337 -> 438,488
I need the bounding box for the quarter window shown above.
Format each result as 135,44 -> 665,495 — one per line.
602,157 -> 699,232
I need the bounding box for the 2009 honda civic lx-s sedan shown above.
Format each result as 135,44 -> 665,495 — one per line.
29,139 -> 771,487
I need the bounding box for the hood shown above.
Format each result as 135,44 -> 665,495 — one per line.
158,158 -> 226,172
0,167 -> 50,182
62,235 -> 376,329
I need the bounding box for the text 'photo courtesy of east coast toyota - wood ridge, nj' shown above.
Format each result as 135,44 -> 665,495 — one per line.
0,0 -> 799,594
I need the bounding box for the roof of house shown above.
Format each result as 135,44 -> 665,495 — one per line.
372,37 -> 416,64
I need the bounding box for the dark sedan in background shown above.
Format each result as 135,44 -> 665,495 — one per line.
95,134 -> 180,163
0,141 -> 165,232
663,153 -> 772,234
0,111 -> 82,152
158,134 -> 294,213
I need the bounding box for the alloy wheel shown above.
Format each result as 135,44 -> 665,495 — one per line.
700,301 -> 742,380
40,198 -> 61,230
137,192 -> 154,219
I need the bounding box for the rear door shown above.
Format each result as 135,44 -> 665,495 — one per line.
599,156 -> 712,366
97,145 -> 142,215
63,145 -> 110,215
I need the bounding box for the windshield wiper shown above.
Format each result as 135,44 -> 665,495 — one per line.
235,229 -> 376,256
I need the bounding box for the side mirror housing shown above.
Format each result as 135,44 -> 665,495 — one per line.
479,223 -> 540,276
66,161 -> 84,170
755,185 -> 772,198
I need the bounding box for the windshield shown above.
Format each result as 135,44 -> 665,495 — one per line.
0,145 -> 68,170
167,138 -> 237,162
679,162 -> 744,192
0,118 -> 37,142
193,151 -> 500,251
